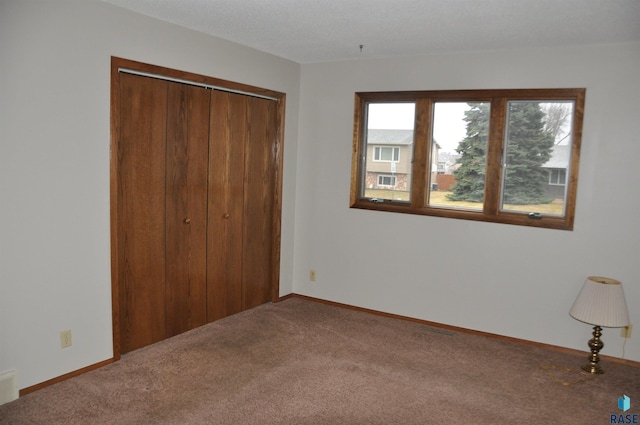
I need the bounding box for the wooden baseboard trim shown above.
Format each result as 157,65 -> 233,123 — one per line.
18,294 -> 638,396
21,295 -> 292,396
276,293 -> 295,302
19,358 -> 115,397
289,293 -> 640,369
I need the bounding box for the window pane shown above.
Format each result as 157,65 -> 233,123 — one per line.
378,175 -> 396,186
363,103 -> 415,202
559,170 -> 566,185
429,102 -> 490,211
374,146 -> 399,162
501,101 -> 574,216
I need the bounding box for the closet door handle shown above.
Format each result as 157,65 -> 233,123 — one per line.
223,213 -> 230,219
184,218 -> 191,224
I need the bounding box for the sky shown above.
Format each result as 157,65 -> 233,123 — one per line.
367,101 -> 575,152
368,102 -> 468,153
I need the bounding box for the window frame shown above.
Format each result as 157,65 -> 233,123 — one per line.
549,169 -> 567,186
377,174 -> 397,187
373,146 -> 400,162
350,89 -> 585,230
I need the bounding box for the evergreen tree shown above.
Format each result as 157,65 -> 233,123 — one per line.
447,103 -> 490,202
502,102 -> 555,205
448,101 -> 554,205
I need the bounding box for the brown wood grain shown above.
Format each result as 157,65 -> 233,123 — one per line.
484,97 -> 506,216
117,72 -> 168,353
350,94 -> 364,207
242,96 -> 276,311
110,58 -> 122,359
269,97 -> 286,303
165,82 -> 210,336
411,98 -> 431,207
113,57 -> 284,102
111,57 -> 285,357
351,88 -> 586,230
207,91 -> 247,321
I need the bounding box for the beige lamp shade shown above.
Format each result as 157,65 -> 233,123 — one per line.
569,276 -> 630,328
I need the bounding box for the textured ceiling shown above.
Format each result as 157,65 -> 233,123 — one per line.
101,0 -> 640,63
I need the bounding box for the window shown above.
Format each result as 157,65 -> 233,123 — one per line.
549,169 -> 566,185
350,89 -> 585,230
361,103 -> 415,202
374,146 -> 400,162
377,175 -> 396,187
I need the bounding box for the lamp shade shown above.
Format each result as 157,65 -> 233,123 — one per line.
569,276 -> 630,327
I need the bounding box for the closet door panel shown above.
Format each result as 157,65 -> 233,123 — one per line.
118,73 -> 168,353
165,82 -> 211,336
207,91 -> 247,321
242,97 -> 277,310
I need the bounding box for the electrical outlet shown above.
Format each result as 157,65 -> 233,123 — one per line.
60,329 -> 72,348
309,269 -> 317,282
621,324 -> 632,339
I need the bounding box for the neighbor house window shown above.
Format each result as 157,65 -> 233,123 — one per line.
374,146 -> 400,162
549,169 -> 566,185
377,175 -> 396,187
350,89 -> 585,230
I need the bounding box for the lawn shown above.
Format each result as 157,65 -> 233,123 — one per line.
364,189 -> 564,215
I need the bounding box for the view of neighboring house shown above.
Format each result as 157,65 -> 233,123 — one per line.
433,144 -> 570,198
542,144 -> 570,199
365,129 -> 440,194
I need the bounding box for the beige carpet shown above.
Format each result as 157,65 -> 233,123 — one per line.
1,297 -> 638,424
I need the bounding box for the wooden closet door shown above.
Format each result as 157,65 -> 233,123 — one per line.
118,75 -> 210,352
164,82 -> 210,337
242,96 -> 277,310
207,91 -> 247,321
118,73 -> 168,353
112,56 -> 285,358
206,92 -> 277,319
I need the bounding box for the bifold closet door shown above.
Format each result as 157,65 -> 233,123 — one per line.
207,91 -> 245,321
164,81 -> 210,337
118,73 -> 168,353
118,73 -> 209,353
207,91 -> 276,321
241,95 -> 277,310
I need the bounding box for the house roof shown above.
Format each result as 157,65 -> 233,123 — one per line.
543,144 -> 571,169
367,129 -> 414,145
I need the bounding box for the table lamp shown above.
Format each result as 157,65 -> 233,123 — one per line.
569,276 -> 630,374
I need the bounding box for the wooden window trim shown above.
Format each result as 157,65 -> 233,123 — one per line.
350,88 -> 585,230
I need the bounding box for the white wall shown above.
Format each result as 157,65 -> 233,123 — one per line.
1,0 -> 638,393
0,0 -> 300,390
294,44 -> 640,362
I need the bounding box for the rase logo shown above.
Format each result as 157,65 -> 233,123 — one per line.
611,395 -> 638,424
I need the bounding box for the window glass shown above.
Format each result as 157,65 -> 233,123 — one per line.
501,101 -> 575,216
350,89 -> 584,230
377,175 -> 396,186
429,102 -> 490,211
549,169 -> 566,185
363,103 -> 415,202
374,146 -> 400,162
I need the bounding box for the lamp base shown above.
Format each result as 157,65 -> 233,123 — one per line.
582,325 -> 605,374
581,362 -> 604,374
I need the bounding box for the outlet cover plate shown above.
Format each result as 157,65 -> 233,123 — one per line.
621,324 -> 632,338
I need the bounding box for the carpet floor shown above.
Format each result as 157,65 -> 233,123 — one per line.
1,297 -> 638,424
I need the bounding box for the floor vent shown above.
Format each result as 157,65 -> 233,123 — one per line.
0,370 -> 18,405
